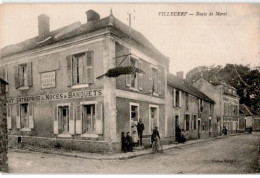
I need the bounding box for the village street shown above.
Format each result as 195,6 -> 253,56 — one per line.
7,133 -> 260,174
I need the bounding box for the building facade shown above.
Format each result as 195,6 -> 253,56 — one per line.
0,10 -> 169,152
193,79 -> 240,134
166,74 -> 215,142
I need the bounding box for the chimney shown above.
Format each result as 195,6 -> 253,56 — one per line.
38,14 -> 50,38
86,10 -> 100,22
176,71 -> 184,79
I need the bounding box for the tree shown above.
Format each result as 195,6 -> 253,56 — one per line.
186,64 -> 260,113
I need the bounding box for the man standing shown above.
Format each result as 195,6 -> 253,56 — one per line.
137,118 -> 145,146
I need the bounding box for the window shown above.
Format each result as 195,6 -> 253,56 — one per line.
19,64 -> 27,87
82,104 -> 96,133
67,51 -> 94,87
209,119 -> 212,132
193,115 -> 197,130
209,103 -> 212,116
21,104 -> 29,128
130,58 -> 138,88
152,68 -> 158,93
198,99 -> 204,113
175,90 -> 180,107
185,114 -> 190,131
15,62 -> 32,89
60,106 -> 69,133
186,93 -> 189,110
202,123 -> 205,131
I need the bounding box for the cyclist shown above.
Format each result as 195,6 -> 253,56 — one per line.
151,126 -> 160,144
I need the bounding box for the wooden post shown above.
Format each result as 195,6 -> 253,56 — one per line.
0,77 -> 9,172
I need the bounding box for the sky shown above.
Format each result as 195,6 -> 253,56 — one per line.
0,4 -> 259,76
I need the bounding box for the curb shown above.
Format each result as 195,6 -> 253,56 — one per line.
9,133 -> 245,160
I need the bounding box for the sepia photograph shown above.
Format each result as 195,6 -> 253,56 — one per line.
0,3 -> 259,174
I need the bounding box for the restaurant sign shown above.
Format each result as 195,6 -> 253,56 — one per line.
7,89 -> 103,104
41,71 -> 55,89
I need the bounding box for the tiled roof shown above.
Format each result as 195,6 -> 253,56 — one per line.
167,73 -> 215,103
239,104 -> 253,116
0,14 -> 169,63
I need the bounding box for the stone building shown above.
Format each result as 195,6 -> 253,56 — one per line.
166,73 -> 215,141
0,10 -> 169,152
0,77 -> 9,172
193,79 -> 240,134
239,104 -> 260,132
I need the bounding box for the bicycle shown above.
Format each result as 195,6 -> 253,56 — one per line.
152,136 -> 163,154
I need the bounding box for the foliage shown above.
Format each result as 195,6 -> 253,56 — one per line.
186,64 -> 260,113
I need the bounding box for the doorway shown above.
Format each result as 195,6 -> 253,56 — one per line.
150,107 -> 158,132
198,119 -> 201,139
21,103 -> 29,128
82,104 -> 96,133
175,115 -> 179,141
58,106 -> 69,133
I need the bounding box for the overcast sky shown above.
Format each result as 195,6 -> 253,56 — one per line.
0,4 -> 259,76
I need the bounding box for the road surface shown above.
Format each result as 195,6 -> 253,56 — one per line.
7,133 -> 260,174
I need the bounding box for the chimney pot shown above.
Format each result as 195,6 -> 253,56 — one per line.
86,10 -> 100,22
176,71 -> 184,79
38,14 -> 50,38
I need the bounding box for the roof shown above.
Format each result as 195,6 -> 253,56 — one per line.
239,104 -> 253,116
167,73 -> 215,103
0,13 -> 169,64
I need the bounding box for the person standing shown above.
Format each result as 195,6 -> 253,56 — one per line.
137,119 -> 145,146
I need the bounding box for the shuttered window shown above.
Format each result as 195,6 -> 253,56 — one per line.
67,51 -> 94,86
15,62 -> 32,89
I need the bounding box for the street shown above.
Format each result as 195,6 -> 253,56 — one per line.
7,133 -> 260,174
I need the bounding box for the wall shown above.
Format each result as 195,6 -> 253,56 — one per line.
115,42 -> 166,99
116,97 -> 165,144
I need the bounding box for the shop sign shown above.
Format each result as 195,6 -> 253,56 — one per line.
7,89 -> 103,104
41,71 -> 55,89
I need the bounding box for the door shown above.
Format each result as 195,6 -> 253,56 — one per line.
198,119 -> 201,139
175,115 -> 179,141
150,107 -> 158,131
60,106 -> 69,133
82,104 -> 95,133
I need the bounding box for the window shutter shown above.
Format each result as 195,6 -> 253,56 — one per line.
75,105 -> 82,134
27,62 -> 32,87
158,70 -> 162,94
7,105 -> 12,130
86,51 -> 94,84
173,89 -> 176,107
14,65 -> 20,89
126,55 -> 131,87
5,67 -> 8,92
53,106 -> 59,134
179,91 -> 182,107
28,103 -> 34,129
148,65 -> 153,92
16,104 -> 21,129
66,55 -> 73,86
96,103 -> 103,134
138,60 -> 143,91
69,105 -> 75,135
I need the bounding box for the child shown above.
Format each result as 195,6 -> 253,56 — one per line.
132,130 -> 139,147
126,132 -> 133,152
121,132 -> 127,153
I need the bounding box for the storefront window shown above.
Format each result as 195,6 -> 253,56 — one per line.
21,103 -> 29,128
82,104 -> 96,133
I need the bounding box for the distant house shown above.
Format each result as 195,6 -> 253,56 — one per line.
239,104 -> 260,132
193,79 -> 240,135
166,73 -> 215,141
